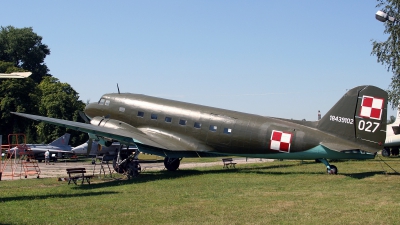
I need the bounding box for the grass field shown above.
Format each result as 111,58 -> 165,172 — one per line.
1,157 -> 400,224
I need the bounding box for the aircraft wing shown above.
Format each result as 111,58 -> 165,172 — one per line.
0,72 -> 32,78
29,148 -> 73,153
12,112 -> 168,150
12,112 -> 219,158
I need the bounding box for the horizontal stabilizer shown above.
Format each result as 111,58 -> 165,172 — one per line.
0,72 -> 32,78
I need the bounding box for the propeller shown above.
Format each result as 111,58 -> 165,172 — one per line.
78,111 -> 90,124
78,111 -> 93,156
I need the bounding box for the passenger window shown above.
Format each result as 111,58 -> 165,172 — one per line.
151,114 -> 158,120
194,122 -> 202,129
137,111 -> 144,118
179,119 -> 187,126
105,100 -> 110,106
223,128 -> 232,134
99,99 -> 105,105
165,117 -> 172,123
209,125 -> 217,132
119,107 -> 125,112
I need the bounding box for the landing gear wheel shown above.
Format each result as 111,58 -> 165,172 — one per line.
327,165 -> 338,174
105,141 -> 112,147
113,155 -> 127,174
382,148 -> 391,157
164,157 -> 181,171
392,147 -> 399,156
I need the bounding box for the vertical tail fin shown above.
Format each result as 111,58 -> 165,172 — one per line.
317,85 -> 387,152
49,133 -> 71,146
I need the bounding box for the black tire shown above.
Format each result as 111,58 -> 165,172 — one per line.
105,141 -> 112,147
164,157 -> 180,171
392,147 -> 399,156
382,148 -> 391,157
327,165 -> 338,174
113,155 -> 128,174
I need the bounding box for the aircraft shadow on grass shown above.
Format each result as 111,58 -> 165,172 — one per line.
0,191 -> 117,203
72,162 -> 398,190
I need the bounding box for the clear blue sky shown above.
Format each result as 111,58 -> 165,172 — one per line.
2,1 -> 395,120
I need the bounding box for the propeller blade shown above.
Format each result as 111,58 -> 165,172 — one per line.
87,139 -> 93,156
78,111 -> 90,124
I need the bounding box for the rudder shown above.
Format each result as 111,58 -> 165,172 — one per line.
317,85 -> 387,152
49,133 -> 71,146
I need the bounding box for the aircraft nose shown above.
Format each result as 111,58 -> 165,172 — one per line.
84,102 -> 102,119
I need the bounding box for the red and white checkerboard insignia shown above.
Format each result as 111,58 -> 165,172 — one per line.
270,130 -> 292,153
359,95 -> 384,120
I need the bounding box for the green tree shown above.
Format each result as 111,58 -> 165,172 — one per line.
36,77 -> 87,146
0,26 -> 50,83
0,78 -> 40,143
371,0 -> 400,108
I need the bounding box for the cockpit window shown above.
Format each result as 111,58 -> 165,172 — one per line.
99,98 -> 105,105
105,100 -> 110,106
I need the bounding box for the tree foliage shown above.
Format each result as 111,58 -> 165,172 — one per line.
0,26 -> 50,83
0,78 -> 40,143
36,77 -> 87,145
372,0 -> 400,108
0,26 -> 86,146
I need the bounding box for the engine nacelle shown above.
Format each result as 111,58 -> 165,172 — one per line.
89,116 -> 139,146
90,116 -> 138,132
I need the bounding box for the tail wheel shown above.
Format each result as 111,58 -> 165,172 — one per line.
164,157 -> 181,171
327,165 -> 338,174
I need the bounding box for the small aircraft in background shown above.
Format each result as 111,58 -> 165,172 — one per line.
8,133 -> 74,162
13,85 -> 388,175
382,107 -> 400,157
72,140 -> 137,162
0,72 -> 32,78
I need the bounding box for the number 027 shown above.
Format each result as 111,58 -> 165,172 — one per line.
358,120 -> 380,133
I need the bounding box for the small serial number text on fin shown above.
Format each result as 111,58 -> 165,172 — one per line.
329,115 -> 353,125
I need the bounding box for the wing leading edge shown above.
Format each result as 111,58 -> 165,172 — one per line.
12,112 -> 167,149
11,112 -> 215,158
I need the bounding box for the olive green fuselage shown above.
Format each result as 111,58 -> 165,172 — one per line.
84,93 -> 369,159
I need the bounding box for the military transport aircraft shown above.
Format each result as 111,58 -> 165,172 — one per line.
0,72 -> 32,78
72,140 -> 137,161
12,85 -> 387,174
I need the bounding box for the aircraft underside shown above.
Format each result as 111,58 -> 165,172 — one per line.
111,143 -> 376,176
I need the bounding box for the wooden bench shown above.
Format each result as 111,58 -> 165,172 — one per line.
222,158 -> 237,169
66,168 -> 94,185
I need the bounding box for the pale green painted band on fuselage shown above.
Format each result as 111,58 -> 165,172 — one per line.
210,145 -> 375,160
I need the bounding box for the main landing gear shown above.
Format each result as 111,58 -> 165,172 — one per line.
317,158 -> 338,175
164,157 -> 181,171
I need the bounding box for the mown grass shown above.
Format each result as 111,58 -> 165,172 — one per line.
1,157 -> 400,224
